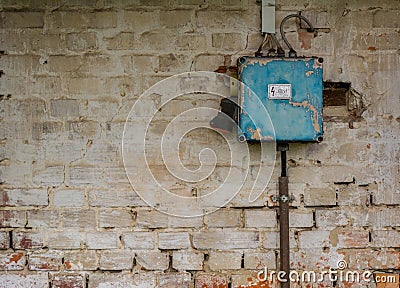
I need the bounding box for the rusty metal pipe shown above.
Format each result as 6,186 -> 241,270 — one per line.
279,176 -> 290,287
278,143 -> 290,287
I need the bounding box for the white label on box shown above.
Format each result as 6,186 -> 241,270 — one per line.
268,84 -> 292,100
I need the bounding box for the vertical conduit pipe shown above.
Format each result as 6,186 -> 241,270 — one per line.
278,143 -> 290,288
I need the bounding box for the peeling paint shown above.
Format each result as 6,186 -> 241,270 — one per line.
289,100 -> 321,132
239,57 -> 323,142
306,70 -> 314,77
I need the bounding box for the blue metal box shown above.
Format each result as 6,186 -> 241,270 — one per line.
238,57 -> 323,142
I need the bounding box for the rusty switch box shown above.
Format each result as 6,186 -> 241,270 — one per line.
238,56 -> 324,142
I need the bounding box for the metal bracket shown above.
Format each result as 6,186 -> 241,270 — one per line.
271,195 -> 295,203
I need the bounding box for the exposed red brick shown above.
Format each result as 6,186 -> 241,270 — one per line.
65,261 -> 72,270
13,231 -> 46,249
0,252 -> 25,270
28,250 -> 62,271
0,189 -> 10,205
237,277 -> 270,288
0,210 -> 26,227
195,273 -> 228,288
52,275 -> 85,288
298,30 -> 313,50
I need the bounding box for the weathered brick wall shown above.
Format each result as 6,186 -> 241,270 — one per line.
0,0 -> 399,287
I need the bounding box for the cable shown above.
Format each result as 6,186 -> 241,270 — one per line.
280,14 -> 315,58
256,33 -> 285,57
270,33 -> 285,57
255,33 -> 268,56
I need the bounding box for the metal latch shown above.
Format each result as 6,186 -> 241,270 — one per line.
271,194 -> 295,203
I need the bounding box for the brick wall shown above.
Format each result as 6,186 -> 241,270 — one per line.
0,1 -> 399,287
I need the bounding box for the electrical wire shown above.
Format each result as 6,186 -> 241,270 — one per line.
256,33 -> 285,57
255,33 -> 269,56
270,33 -> 285,57
280,14 -> 314,58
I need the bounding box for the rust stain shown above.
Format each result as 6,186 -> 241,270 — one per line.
20,236 -> 33,249
65,261 -> 72,270
298,30 -> 313,50
7,252 -> 23,264
289,100 -> 320,132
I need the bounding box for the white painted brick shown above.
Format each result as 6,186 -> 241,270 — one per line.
289,210 -> 314,228
32,166 -> 65,186
208,251 -> 242,271
1,12 -> 44,28
3,188 -> 48,206
50,99 -> 80,119
156,272 -> 192,288
89,188 -> 146,208
0,211 -> 26,228
54,189 -> 85,208
89,272 -> 156,288
85,232 -> 119,250
135,251 -> 169,271
48,230 -> 83,249
28,250 -> 63,271
67,32 -> 98,51
335,229 -> 369,248
1,0 -> 400,281
244,251 -> 276,270
347,249 -> 400,270
64,250 -> 98,271
204,209 -> 242,228
172,250 -> 204,271
99,209 -> 133,228
193,229 -> 259,250
122,11 -> 159,32
0,252 -> 25,270
372,230 -> 400,248
0,232 -> 10,249
158,232 -> 190,250
168,215 -> 203,228
13,231 -> 46,249
298,230 -> 331,249
123,232 -> 155,250
27,210 -> 59,228
261,230 -> 297,249
135,210 -> 166,228
304,186 -> 337,206
99,250 -> 134,270
52,274 -> 85,288
62,210 -> 96,228
337,185 -> 370,206
245,209 -> 277,228
0,273 -> 49,288
316,209 -> 349,229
